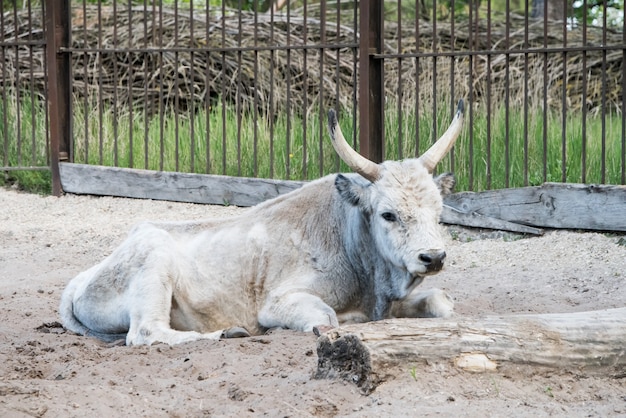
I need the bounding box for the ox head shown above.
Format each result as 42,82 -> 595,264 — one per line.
328,100 -> 464,285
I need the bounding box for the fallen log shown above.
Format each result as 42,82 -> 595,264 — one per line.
315,308 -> 626,394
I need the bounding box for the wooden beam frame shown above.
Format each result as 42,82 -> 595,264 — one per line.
358,0 -> 384,163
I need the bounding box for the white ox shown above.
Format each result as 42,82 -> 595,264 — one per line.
60,100 -> 464,346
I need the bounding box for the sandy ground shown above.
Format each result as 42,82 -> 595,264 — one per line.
1,187 -> 625,417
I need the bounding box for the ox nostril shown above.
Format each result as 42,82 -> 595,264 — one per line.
419,253 -> 433,264
419,251 -> 446,271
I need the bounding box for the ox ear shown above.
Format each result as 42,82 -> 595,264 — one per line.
434,172 -> 456,196
335,174 -> 369,207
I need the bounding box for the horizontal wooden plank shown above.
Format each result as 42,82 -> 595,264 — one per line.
59,163 -> 305,207
60,164 -> 626,233
443,183 -> 626,232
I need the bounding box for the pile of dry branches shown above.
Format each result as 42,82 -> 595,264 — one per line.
1,6 -> 622,116
391,15 -> 624,114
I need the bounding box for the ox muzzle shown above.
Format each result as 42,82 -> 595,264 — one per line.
419,250 -> 446,274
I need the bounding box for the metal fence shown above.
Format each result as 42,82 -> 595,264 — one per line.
1,0 -> 624,195
0,2 -> 49,174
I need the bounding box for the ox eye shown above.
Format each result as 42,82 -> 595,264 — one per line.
381,212 -> 397,222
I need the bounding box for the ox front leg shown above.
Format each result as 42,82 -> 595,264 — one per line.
258,289 -> 339,334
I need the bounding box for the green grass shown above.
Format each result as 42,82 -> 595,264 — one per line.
384,102 -> 625,191
0,92 -> 51,194
1,94 -> 624,194
72,100 -> 348,180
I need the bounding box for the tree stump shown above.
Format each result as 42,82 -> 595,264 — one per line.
315,308 -> 626,394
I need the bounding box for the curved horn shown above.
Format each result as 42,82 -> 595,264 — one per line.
418,99 -> 465,173
327,109 -> 381,182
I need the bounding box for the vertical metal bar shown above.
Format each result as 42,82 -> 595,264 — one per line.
449,0 -> 456,174
301,0 -> 308,179
486,0 -> 492,189
236,0 -> 243,177
205,0 -> 211,173
351,1 -> 358,158
28,1 -> 37,167
431,0 -> 438,148
45,0 -> 71,195
98,2 -> 104,165
83,0 -> 89,165
128,0 -> 134,168
174,0 -> 180,172
143,1 -> 149,169
541,1 -> 548,183
414,0 -> 420,157
13,4 -> 22,166
42,1 -> 51,167
68,0 -> 74,163
505,0 -> 510,187
0,1 -> 7,169
468,0 -> 475,190
523,0 -> 529,186
158,5 -> 165,171
318,0 -> 326,177
222,0 -> 229,175
561,0 -> 567,182
270,3 -> 276,178
397,0 -> 403,161
600,1 -> 607,183
581,0 -> 587,183
286,0 -> 292,179
358,0 -> 384,163
112,0 -> 119,166
253,1 -> 259,177
189,0 -> 195,173
333,0 -> 340,171
622,1 -> 626,184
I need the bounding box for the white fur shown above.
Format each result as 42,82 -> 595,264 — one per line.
60,161 -> 456,345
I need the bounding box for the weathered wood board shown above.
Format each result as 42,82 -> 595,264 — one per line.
444,183 -> 626,232
59,163 -> 305,207
315,308 -> 626,394
442,204 -> 543,235
59,163 -> 626,233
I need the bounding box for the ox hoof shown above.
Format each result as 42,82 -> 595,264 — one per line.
222,327 -> 251,339
265,327 -> 285,335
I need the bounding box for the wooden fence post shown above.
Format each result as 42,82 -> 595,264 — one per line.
45,0 -> 71,196
359,1 -> 384,163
